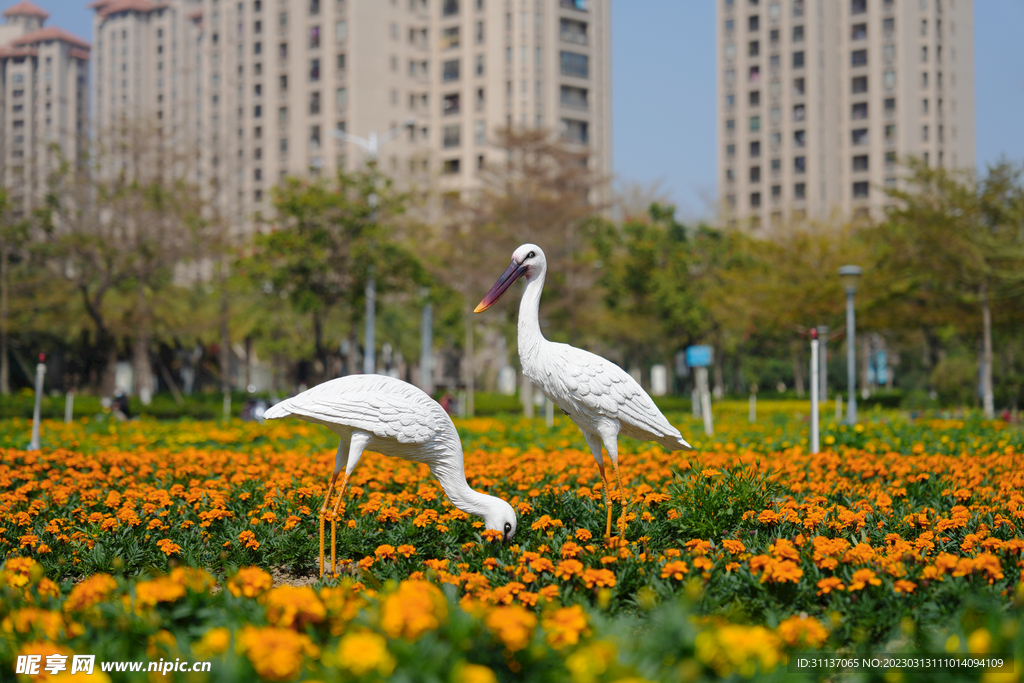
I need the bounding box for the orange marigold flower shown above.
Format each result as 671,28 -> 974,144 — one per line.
337,630 -> 396,678
380,580 -> 448,641
777,615 -> 829,648
156,538 -> 181,556
542,604 -> 589,649
238,529 -> 260,550
847,569 -> 882,591
560,541 -> 584,559
685,539 -> 712,555
485,605 -> 537,652
374,544 -> 397,560
2,608 -> 67,640
481,529 -> 503,542
575,529 -> 593,542
263,586 -> 327,629
816,577 -> 845,595
661,561 -> 690,580
769,538 -> 799,561
758,510 -> 781,525
236,625 -> 320,682
973,553 -> 1005,583
170,567 -> 217,593
722,539 -> 746,555
64,573 -> 118,612
581,568 -> 617,589
134,576 -> 187,609
397,544 -> 417,558
893,580 -> 917,593
553,559 -> 585,580
693,557 -> 714,572
227,567 -> 274,598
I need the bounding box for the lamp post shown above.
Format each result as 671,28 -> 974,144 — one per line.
838,265 -> 863,425
331,119 -> 415,375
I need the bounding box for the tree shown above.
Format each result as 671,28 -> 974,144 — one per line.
870,158 -> 1024,416
43,122 -> 214,399
0,189 -> 33,394
241,166 -> 428,383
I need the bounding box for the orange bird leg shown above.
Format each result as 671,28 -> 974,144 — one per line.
319,472 -> 340,578
613,459 -> 628,542
329,474 -> 350,576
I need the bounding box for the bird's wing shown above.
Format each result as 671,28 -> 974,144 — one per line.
264,375 -> 444,445
541,344 -> 683,441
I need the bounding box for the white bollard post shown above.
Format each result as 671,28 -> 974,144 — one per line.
697,366 -> 714,437
29,354 -> 46,451
810,330 -> 820,454
64,391 -> 74,424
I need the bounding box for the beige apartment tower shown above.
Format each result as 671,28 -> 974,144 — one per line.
0,0 -> 89,219
90,0 -> 611,233
717,0 -> 975,227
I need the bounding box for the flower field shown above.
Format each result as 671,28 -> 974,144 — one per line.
2,404 -> 1024,681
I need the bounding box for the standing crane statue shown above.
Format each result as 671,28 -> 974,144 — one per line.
265,375 -> 517,576
475,244 -> 692,540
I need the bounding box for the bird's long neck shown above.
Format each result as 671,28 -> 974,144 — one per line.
431,446 -> 501,520
518,270 -> 548,366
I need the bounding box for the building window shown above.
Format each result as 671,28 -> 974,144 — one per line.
748,15 -> 759,31
336,87 -> 347,107
921,72 -> 928,88
770,132 -> 781,148
443,92 -> 461,115
885,124 -> 897,142
921,124 -> 929,141
770,106 -> 781,123
726,168 -> 735,182
794,130 -> 805,147
560,51 -> 588,77
750,166 -> 761,182
852,128 -> 869,145
310,59 -> 320,81
851,0 -> 866,13
748,40 -> 759,57
794,182 -> 806,199
793,104 -> 805,121
443,124 -> 460,148
921,98 -> 929,115
310,0 -> 320,14
852,102 -> 868,119
883,44 -> 895,63
278,106 -> 288,122
851,49 -> 867,67
749,66 -> 760,83
476,54 -> 485,75
310,91 -> 320,114
750,192 -> 761,207
442,59 -> 460,81
561,85 -> 588,109
254,104 -> 263,117
791,51 -> 804,69
336,20 -> 347,41
443,0 -> 459,16
771,158 -> 781,172
792,25 -> 803,41
852,76 -> 868,93
793,77 -> 805,95
853,181 -> 869,198
883,17 -> 895,34
885,151 -> 897,166
884,70 -> 896,90
851,23 -> 867,40
725,18 -> 735,32
771,184 -> 781,198
442,26 -> 460,49
749,90 -> 760,106
310,26 -> 320,48
794,156 -> 806,173
475,119 -> 486,144
749,115 -> 761,131
561,118 -> 588,144
853,155 -> 869,171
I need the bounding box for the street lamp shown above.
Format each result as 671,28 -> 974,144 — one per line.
331,119 -> 415,375
838,265 -> 863,424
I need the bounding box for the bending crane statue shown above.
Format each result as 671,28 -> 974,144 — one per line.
475,244 -> 692,539
265,375 -> 517,576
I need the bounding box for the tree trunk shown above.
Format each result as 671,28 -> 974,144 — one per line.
102,340 -> 118,396
791,342 -> 805,398
981,283 -> 995,419
133,286 -> 154,405
464,305 -> 475,417
712,344 -> 725,399
0,236 -> 8,395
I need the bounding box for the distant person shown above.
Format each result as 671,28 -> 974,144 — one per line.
439,392 -> 454,415
112,390 -> 131,421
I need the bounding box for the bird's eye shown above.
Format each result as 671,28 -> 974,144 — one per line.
504,522 -> 512,534
527,251 -> 535,260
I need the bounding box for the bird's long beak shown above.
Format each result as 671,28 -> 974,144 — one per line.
474,259 -> 527,313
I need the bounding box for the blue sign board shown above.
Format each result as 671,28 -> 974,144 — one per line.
685,345 -> 713,368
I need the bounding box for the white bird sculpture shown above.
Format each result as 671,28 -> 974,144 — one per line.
264,374 -> 517,576
475,243 -> 692,540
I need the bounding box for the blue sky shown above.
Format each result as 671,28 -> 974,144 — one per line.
43,0 -> 1024,221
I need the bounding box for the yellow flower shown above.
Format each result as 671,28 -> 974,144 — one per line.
156,538 -> 181,556
194,627 -> 231,657
2,608 -> 66,640
236,625 -> 319,682
542,605 -> 589,649
968,628 -> 992,655
485,605 -> 537,652
64,574 -> 118,613
262,586 -> 327,629
777,614 -> 829,648
582,568 -> 617,589
455,662 -> 498,683
134,576 -> 186,610
661,561 -> 690,580
379,580 -> 448,641
565,640 -> 617,683
847,569 -> 882,591
170,566 -> 217,593
337,631 -> 396,677
227,567 -> 273,598
696,624 -> 781,678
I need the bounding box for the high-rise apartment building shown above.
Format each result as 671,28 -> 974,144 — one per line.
0,1 -> 89,218
90,0 -> 610,234
717,0 -> 975,227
